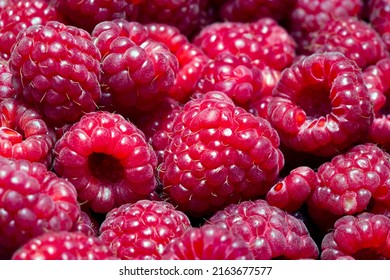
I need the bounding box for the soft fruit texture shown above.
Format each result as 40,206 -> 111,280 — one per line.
12,231 -> 117,260
208,199 -> 319,260
158,91 -> 284,217
369,0 -> 390,51
9,20 -> 102,127
99,200 -> 191,260
161,224 -> 254,260
0,156 -> 80,259
53,110 -> 158,214
0,59 -> 16,100
267,52 -> 374,157
321,213 -> 390,259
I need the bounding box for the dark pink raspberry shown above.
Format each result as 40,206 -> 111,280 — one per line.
92,20 -> 179,117
12,231 -> 117,260
99,200 -> 191,260
266,166 -> 320,212
161,224 -> 254,260
306,17 -> 388,69
321,213 -> 390,259
9,21 -> 102,127
0,0 -> 62,60
267,52 -> 374,157
307,143 -> 390,230
0,156 -> 80,259
0,98 -> 56,167
208,199 -> 319,260
158,91 -> 284,217
369,0 -> 390,51
0,59 -> 16,100
53,110 -> 158,214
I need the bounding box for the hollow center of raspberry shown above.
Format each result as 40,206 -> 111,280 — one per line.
295,84 -> 332,119
352,248 -> 386,260
0,127 -> 23,144
88,153 -> 124,183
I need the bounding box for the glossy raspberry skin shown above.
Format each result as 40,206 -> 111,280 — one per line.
53,110 -> 158,214
0,156 -> 80,259
159,91 -> 284,217
369,0 -> 390,51
0,59 -> 16,100
161,224 -> 254,260
321,213 -> 390,259
208,199 -> 319,260
267,52 -> 374,157
9,21 -> 102,127
99,200 -> 191,260
12,231 -> 117,260
306,17 -> 388,69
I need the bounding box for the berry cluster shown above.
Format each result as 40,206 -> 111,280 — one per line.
1,0 -> 390,260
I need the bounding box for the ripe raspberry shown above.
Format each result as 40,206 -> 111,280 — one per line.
0,156 -> 80,259
266,166 -> 320,212
0,0 -> 62,60
9,21 -> 102,127
267,52 -> 374,157
99,200 -> 191,260
161,224 -> 254,260
53,110 -> 158,214
306,17 -> 388,69
0,98 -> 56,167
158,91 -> 284,217
207,199 -> 319,260
321,213 -> 390,259
12,231 -> 117,260
91,20 -> 179,117
307,143 -> 390,230
369,0 -> 390,51
0,59 -> 16,100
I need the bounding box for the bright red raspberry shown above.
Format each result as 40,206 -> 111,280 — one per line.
369,0 -> 390,51
0,59 -> 16,100
161,224 -> 254,260
9,21 -> 102,127
321,213 -> 390,259
12,231 -> 117,260
158,91 -> 284,217
0,98 -> 56,167
267,52 -> 374,157
99,200 -> 191,260
53,110 -> 158,214
208,199 -> 319,260
0,156 -> 80,259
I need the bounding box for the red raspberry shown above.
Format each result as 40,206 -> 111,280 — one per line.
0,98 -> 56,167
207,199 -> 319,260
72,209 -> 100,237
99,200 -> 191,260
369,0 -> 390,51
307,143 -> 390,230
267,52 -> 374,157
53,110 -> 158,214
91,20 -> 179,117
0,0 -> 62,60
0,156 -> 80,259
0,59 -> 16,100
306,17 -> 388,69
321,213 -> 390,259
9,21 -> 102,127
11,231 -> 117,260
158,91 -> 284,217
161,224 -> 254,260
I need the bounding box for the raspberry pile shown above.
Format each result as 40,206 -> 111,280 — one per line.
1,0 -> 390,260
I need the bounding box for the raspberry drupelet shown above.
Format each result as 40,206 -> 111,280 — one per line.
267,52 -> 374,157
53,110 -> 158,214
0,59 -> 16,100
369,0 -> 390,52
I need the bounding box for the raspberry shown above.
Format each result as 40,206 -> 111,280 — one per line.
161,224 -> 254,260
0,0 -> 62,60
369,0 -> 390,51
207,199 -> 319,259
158,91 -> 284,217
307,143 -> 390,230
53,110 -> 158,214
306,17 -> 388,69
91,19 -> 179,117
11,231 -> 117,260
99,200 -> 191,260
72,209 -> 100,237
267,52 -> 374,157
0,98 -> 56,167
0,59 -> 16,100
0,156 -> 80,259
9,21 -> 102,127
321,213 -> 390,259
